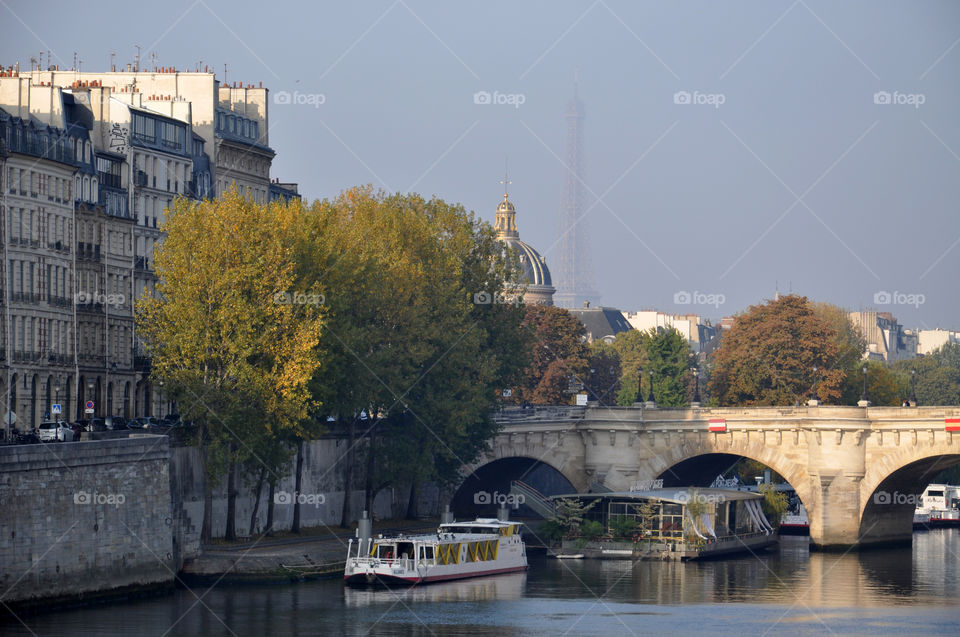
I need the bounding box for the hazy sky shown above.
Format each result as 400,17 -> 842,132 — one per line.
3,1 -> 958,328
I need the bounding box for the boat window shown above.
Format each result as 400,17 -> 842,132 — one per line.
397,542 -> 415,559
375,544 -> 396,559
419,546 -> 435,560
928,490 -> 944,498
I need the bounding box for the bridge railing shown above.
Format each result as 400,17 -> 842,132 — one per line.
494,406 -> 586,424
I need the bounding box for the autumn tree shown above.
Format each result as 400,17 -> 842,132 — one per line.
708,295 -> 843,406
296,188 -> 528,524
513,305 -> 589,405
138,191 -> 325,541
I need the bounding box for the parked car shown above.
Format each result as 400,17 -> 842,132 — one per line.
38,421 -> 72,442
87,418 -> 107,432
105,416 -> 128,430
131,417 -> 162,429
160,414 -> 181,427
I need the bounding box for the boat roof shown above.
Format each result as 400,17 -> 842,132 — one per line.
549,488 -> 764,505
439,518 -> 522,528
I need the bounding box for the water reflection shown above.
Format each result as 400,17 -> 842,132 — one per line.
5,532 -> 958,636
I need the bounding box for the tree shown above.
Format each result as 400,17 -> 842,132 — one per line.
138,191 -> 325,541
708,295 -> 844,406
608,328 -> 692,406
892,343 -> 960,406
841,360 -> 906,406
513,306 -> 589,405
296,188 -> 529,524
585,342 -> 621,406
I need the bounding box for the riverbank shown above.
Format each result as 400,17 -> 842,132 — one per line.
180,519 -> 439,585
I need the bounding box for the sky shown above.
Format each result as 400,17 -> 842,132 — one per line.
3,0 -> 959,328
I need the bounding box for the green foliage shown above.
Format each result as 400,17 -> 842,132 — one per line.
538,518 -> 567,544
891,343 -> 960,406
551,497 -> 598,536
610,328 -> 693,406
609,515 -> 637,539
758,483 -> 788,528
709,295 -> 844,406
841,360 -> 907,406
580,519 -> 604,540
586,343 -> 621,406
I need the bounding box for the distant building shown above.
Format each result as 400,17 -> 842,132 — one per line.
624,310 -> 717,353
849,310 -> 917,361
568,304 -> 632,343
916,328 -> 960,356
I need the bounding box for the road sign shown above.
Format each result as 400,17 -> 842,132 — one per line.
85,400 -> 95,415
51,404 -> 62,414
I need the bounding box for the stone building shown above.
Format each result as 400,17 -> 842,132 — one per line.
0,65 -> 299,434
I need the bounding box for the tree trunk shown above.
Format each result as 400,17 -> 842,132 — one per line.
249,465 -> 267,537
340,418 -> 355,528
291,438 -> 304,533
266,480 -> 276,536
406,478 -> 419,520
200,427 -> 213,543
225,456 -> 238,541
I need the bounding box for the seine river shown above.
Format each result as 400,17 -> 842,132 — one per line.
5,531 -> 959,636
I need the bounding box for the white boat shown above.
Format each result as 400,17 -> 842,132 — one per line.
915,484 -> 960,528
344,518 -> 528,586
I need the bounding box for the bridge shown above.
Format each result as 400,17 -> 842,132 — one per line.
456,405 -> 960,549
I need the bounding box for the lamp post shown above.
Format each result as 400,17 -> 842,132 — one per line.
858,364 -> 870,407
646,369 -> 657,408
809,365 -> 820,406
87,379 -> 95,420
635,367 -> 644,405
158,380 -> 164,420
692,368 -> 701,407
910,369 -> 917,406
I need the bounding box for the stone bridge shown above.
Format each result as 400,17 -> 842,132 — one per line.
459,405 -> 960,549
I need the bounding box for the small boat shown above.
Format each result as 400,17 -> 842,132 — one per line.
779,503 -> 809,536
344,518 -> 528,586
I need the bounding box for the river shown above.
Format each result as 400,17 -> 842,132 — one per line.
4,531 -> 959,636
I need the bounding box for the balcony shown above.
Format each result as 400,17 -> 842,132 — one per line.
76,242 -> 102,261
12,351 -> 43,363
10,291 -> 40,303
47,352 -> 75,366
47,295 -> 73,308
134,256 -> 151,271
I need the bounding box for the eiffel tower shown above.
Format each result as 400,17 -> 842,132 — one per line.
554,76 -> 600,309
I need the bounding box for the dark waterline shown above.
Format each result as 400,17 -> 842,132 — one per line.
4,531 -> 960,636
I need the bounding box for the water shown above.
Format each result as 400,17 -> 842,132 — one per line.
4,531 -> 959,636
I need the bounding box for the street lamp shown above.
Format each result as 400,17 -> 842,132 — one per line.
158,380 -> 164,419
636,367 -> 644,404
647,369 -> 656,405
87,380 -> 95,419
811,365 -> 819,405
860,364 -> 869,404
692,368 -> 701,406
910,369 -> 918,406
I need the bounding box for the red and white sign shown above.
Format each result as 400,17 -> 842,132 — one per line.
708,418 -> 727,432
945,418 -> 960,432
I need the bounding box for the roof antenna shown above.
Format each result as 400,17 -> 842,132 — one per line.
224,63 -> 228,85
134,44 -> 141,72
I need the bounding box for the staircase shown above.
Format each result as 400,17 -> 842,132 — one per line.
510,480 -> 556,518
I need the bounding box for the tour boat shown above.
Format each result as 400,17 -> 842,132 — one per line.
914,484 -> 960,528
344,518 -> 528,586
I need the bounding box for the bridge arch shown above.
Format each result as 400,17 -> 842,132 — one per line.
859,447 -> 960,545
452,456 -> 580,518
630,435 -> 816,524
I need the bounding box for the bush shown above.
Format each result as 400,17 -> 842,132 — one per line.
580,519 -> 604,540
609,515 -> 637,539
538,518 -> 566,544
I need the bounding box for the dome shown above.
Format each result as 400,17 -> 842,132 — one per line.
494,189 -> 555,305
503,237 -> 552,288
